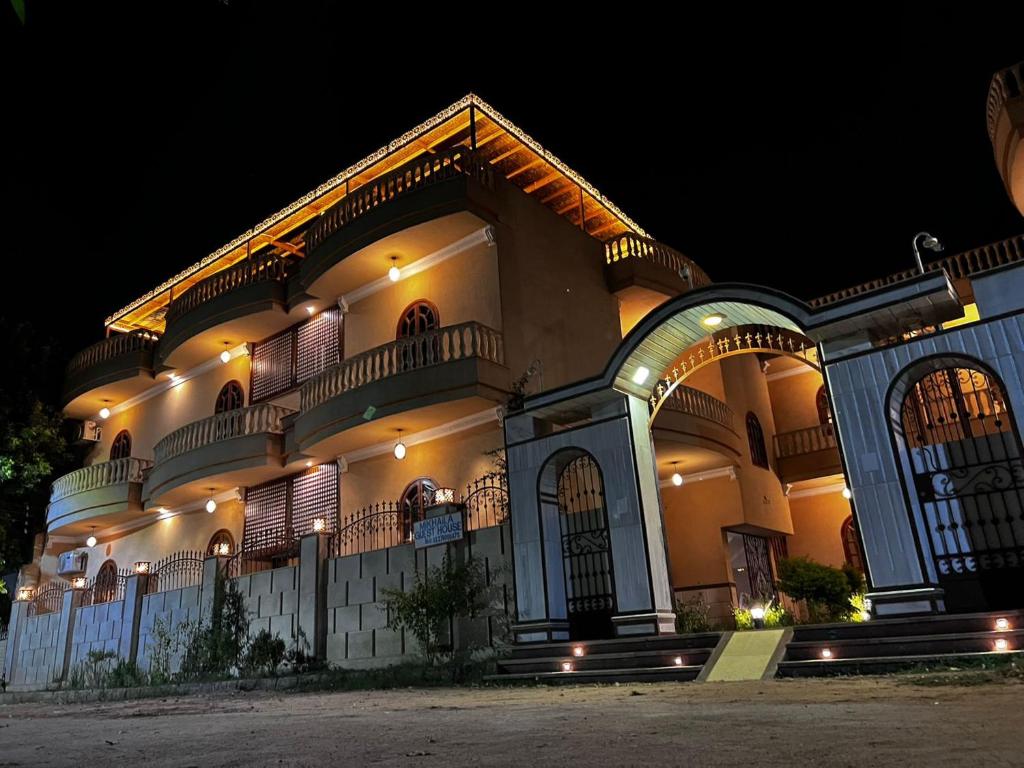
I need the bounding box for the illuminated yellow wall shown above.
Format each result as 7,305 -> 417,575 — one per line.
766,361 -> 825,435
661,478 -> 739,588
787,491 -> 852,569
84,355 -> 252,466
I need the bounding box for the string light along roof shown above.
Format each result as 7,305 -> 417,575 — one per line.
106,94 -> 650,333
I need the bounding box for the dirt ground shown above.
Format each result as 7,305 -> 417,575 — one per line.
1,677 -> 1020,767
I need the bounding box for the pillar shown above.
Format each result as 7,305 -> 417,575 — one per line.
118,573 -> 149,666
2,600 -> 28,686
298,533 -> 329,659
56,588 -> 84,682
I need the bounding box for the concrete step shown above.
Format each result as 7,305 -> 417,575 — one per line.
486,664 -> 703,685
777,650 -> 1022,678
789,610 -> 1024,643
784,628 -> 1024,662
497,647 -> 715,674
505,632 -> 722,660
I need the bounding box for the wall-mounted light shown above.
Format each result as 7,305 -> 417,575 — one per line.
702,313 -> 725,328
388,256 -> 401,282
306,305 -> 316,315
217,542 -> 231,556
820,648 -> 833,659
16,586 -> 33,602
433,488 -> 455,505
671,461 -> 683,487
995,638 -> 1010,652
393,430 -> 407,460
632,366 -> 650,385
70,576 -> 87,590
133,561 -> 151,575
312,518 -> 327,533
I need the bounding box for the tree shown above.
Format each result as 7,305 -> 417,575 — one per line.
777,556 -> 859,623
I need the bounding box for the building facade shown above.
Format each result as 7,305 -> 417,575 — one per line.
5,92 -> 1024,686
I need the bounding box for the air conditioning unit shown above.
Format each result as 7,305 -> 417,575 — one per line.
57,549 -> 89,576
76,420 -> 102,444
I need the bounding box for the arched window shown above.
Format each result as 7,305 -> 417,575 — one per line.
746,412 -> 769,469
816,385 -> 831,425
396,300 -> 439,339
215,380 -> 245,413
109,430 -> 132,461
841,516 -> 864,573
207,529 -> 235,557
399,478 -> 438,540
93,560 -> 119,604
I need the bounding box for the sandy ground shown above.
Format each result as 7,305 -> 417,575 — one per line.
0,677 -> 1020,767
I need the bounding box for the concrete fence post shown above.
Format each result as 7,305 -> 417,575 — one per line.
56,588 -> 84,682
298,533 -> 329,659
119,573 -> 149,667
200,556 -> 228,625
2,600 -> 29,686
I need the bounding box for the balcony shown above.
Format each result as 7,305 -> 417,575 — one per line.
46,457 -> 152,534
144,402 -> 296,507
62,331 -> 158,419
294,322 -> 508,457
300,146 -> 495,292
773,424 -> 842,483
159,253 -> 299,370
652,386 -> 742,464
987,60 -> 1024,216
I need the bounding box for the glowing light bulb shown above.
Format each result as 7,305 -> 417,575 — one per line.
995,638 -> 1009,652
996,617 -> 1010,631
842,487 -> 852,500
632,366 -> 650,385
702,313 -> 725,327
673,656 -> 684,666
394,440 -> 407,460
306,305 -> 315,315
820,648 -> 833,659
750,607 -> 766,620
86,535 -> 97,548
388,265 -> 401,282
572,645 -> 585,657
560,661 -> 573,672
205,498 -> 217,514
313,518 -> 326,533
99,407 -> 111,420
672,472 -> 683,487
220,350 -> 231,364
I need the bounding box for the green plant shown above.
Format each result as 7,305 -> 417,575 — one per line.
381,552 -> 494,677
732,600 -> 791,630
777,556 -> 857,623
67,649 -> 118,689
145,617 -> 175,684
674,595 -> 714,634
242,629 -> 286,676
179,569 -> 250,680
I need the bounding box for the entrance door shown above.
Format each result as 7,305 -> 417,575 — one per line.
557,454 -> 616,639
901,366 -> 1024,611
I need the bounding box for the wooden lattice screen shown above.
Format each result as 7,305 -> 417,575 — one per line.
242,463 -> 339,550
250,308 -> 342,402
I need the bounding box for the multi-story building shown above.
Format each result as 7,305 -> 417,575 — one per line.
5,91 -> 1023,684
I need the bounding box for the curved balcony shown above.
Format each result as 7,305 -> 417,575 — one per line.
62,331 -> 158,419
987,61 -> 1024,216
294,321 -> 508,457
773,424 -> 841,483
46,457 -> 152,534
144,402 -> 296,507
300,146 -> 495,292
604,232 -> 711,298
652,386 -> 742,462
159,254 -> 297,370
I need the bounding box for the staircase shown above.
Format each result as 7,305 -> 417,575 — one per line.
777,609 -> 1024,677
488,633 -> 723,684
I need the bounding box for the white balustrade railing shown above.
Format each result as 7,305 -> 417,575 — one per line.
153,403 -> 295,464
660,385 -> 735,430
774,424 -> 838,459
50,457 -> 153,503
301,322 -> 505,411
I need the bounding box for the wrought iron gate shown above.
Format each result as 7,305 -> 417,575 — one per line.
901,366 -> 1024,610
556,454 -> 616,639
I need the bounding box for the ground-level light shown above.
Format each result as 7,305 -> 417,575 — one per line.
673,656 -> 684,666
996,617 -> 1010,631
572,645 -> 585,657
820,648 -> 833,659
995,638 -> 1010,652
561,661 -> 573,672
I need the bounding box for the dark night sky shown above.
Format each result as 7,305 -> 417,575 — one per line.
4,4 -> 1024,384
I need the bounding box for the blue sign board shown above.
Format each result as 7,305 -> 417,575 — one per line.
414,511 -> 464,549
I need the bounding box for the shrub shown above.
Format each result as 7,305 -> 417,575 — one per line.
674,595 -> 714,634
179,569 -> 249,680
777,556 -> 857,622
242,630 -> 286,677
732,600 -> 791,630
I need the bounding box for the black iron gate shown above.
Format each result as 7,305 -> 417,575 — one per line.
901,365 -> 1024,611
556,454 -> 616,639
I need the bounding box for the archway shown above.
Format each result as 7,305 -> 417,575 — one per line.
889,356 -> 1024,611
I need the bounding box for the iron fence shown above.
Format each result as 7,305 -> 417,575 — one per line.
225,529 -> 300,579
145,550 -> 205,595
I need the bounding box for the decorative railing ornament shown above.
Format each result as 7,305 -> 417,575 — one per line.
647,324 -> 819,424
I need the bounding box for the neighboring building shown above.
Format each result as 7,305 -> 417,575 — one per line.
7,89 -> 1024,681
988,60 -> 1024,216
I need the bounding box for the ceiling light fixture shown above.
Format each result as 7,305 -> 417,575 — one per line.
388,256 -> 401,282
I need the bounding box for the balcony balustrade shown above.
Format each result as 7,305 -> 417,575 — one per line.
773,424 -> 842,483
153,403 -> 294,464
660,385 -> 734,431
62,330 -> 159,416
47,457 -> 152,534
604,232 -> 712,291
164,253 -> 294,325
300,322 -> 504,413
50,457 -> 152,505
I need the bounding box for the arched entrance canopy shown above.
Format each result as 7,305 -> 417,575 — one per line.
604,284 -> 817,404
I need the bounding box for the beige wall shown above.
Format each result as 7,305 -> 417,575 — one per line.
787,491 -> 854,569
84,355 -> 252,466
767,364 -> 826,435
684,360 -> 727,402
344,241 -> 502,358
341,427 -> 503,515
661,477 -> 739,589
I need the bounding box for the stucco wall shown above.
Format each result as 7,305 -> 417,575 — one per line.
70,599 -> 124,667
84,355 -> 252,466
661,477 -> 738,590
767,363 -> 826,434
344,241 -> 502,358
787,491 -> 852,569
325,524 -> 511,669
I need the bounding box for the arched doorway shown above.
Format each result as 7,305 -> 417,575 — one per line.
109,430 -> 132,461
894,360 -> 1024,611
542,450 -> 616,640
